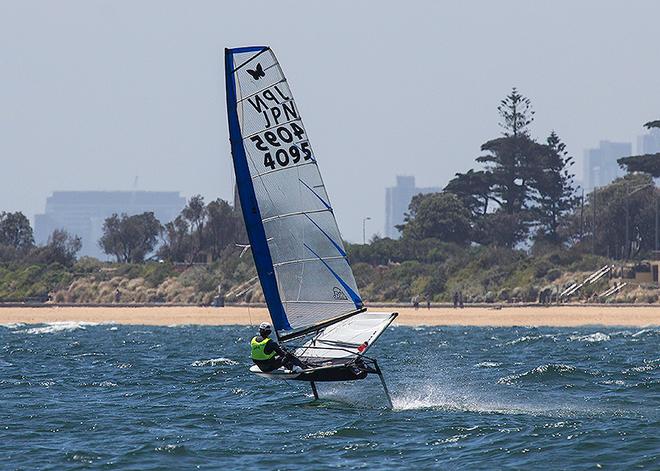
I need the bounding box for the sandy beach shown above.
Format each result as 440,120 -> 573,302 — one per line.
0,305 -> 658,327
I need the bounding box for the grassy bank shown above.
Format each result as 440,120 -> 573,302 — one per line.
1,243 -> 658,305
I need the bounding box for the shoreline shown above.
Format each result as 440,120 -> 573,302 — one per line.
0,305 -> 658,327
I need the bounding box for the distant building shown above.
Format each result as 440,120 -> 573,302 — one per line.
34,191 -> 186,259
385,176 -> 440,239
583,141 -> 631,192
637,127 -> 660,155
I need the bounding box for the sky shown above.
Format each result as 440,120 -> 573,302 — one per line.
1,0 -> 659,242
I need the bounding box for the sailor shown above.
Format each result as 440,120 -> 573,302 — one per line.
250,322 -> 305,373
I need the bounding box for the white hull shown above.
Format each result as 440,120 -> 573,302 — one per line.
249,364 -> 301,380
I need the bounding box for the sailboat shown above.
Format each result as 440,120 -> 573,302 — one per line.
224,46 -> 397,406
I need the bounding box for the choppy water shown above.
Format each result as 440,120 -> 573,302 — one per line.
1,322 -> 658,470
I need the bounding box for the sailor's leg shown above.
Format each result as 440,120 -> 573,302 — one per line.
283,352 -> 307,369
310,381 -> 319,400
374,360 -> 393,409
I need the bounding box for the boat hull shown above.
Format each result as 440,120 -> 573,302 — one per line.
249,363 -> 368,382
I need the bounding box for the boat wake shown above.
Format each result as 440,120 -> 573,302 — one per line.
388,382 -> 623,418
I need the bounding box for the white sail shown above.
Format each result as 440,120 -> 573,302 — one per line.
225,47 -> 363,338
296,312 -> 398,360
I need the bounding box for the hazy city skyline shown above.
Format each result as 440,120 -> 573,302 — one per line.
2,1 -> 660,242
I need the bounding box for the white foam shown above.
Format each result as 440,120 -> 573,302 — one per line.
15,321 -> 102,335
475,361 -> 502,368
568,332 -> 610,343
390,383 -> 601,418
191,357 -> 238,367
631,328 -> 658,337
303,430 -> 338,439
0,323 -> 25,329
503,334 -> 556,346
391,385 -> 515,414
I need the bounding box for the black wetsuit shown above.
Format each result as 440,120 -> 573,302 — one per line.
252,336 -> 305,372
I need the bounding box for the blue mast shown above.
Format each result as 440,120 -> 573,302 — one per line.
224,47 -> 292,332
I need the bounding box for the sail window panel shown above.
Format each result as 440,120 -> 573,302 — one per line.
293,162 -> 331,208
275,258 -> 360,330
263,212 -> 344,266
264,216 -> 303,266
234,50 -> 284,98
250,166 -> 331,221
284,301 -> 356,334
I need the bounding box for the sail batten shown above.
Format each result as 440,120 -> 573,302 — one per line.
262,208 -> 331,223
226,46 -> 363,336
237,79 -> 289,103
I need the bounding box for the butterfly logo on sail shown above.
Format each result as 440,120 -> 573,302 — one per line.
332,287 -> 348,301
247,63 -> 265,80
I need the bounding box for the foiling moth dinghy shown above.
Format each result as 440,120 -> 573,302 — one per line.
225,46 -> 397,407
249,311 -> 397,406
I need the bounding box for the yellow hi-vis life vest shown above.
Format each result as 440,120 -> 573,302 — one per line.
251,336 -> 276,361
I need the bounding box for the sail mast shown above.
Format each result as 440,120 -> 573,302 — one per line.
225,47 -> 291,333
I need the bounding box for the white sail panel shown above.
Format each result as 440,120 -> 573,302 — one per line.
228,47 -> 363,335
295,312 -> 398,360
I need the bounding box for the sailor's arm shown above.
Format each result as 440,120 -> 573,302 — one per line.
265,339 -> 287,357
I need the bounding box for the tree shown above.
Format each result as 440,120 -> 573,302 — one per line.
160,215 -> 189,262
181,195 -> 206,263
477,136 -> 545,216
497,87 -> 535,138
451,88 -> 578,248
576,173 -> 656,259
399,192 -> 472,244
0,211 -> 34,250
48,229 -> 82,266
29,229 -> 82,267
204,199 -> 245,261
530,131 -> 580,243
159,215 -> 190,262
473,89 -> 549,246
444,169 -> 492,216
475,211 -> 529,248
618,121 -> 660,177
99,212 -> 162,263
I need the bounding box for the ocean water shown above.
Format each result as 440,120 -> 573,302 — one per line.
1,322 -> 658,470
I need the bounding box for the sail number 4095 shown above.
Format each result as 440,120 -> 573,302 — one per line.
250,123 -> 312,170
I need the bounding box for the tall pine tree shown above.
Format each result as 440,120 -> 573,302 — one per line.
531,131 -> 579,243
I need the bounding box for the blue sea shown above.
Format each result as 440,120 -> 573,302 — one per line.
1,322 -> 658,470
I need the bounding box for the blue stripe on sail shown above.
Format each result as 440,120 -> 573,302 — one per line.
304,214 -> 346,257
227,46 -> 268,54
304,243 -> 363,310
299,179 -> 331,211
225,48 -> 291,332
